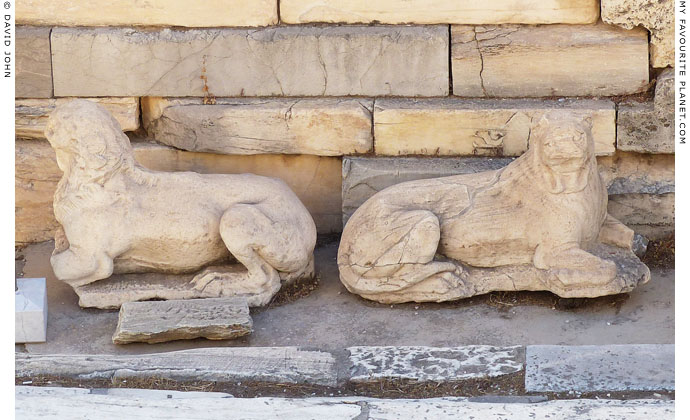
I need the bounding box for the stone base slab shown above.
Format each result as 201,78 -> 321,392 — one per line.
350,244 -> 650,304
112,297 -> 253,345
74,260 -> 314,309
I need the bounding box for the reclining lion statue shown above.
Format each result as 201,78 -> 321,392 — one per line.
338,111 -> 650,303
46,100 -> 316,306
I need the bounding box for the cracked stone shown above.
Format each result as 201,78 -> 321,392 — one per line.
602,0 -> 674,68
373,98 -> 616,156
51,26 -> 448,97
451,23 -> 648,97
142,97 -> 373,156
617,69 -> 674,154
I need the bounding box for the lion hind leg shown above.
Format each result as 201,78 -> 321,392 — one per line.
340,210 -> 465,298
51,246 -> 114,288
192,204 -> 310,306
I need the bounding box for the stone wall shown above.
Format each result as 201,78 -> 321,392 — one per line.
15,1 -> 674,243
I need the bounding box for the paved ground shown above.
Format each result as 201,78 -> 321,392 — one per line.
16,239 -> 674,355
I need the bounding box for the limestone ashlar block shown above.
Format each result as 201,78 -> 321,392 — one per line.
52,26 -> 448,97
16,26 -> 52,98
142,97 -> 373,156
112,298 -> 252,344
17,0 -> 278,27
373,98 -> 616,156
281,0 -> 599,25
608,193 -> 675,240
451,23 -> 648,97
16,98 -> 140,140
617,69 -> 674,154
598,152 -> 675,196
15,140 -> 342,243
602,0 -> 673,68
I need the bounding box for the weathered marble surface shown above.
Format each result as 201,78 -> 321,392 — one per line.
373,98 -> 616,156
16,98 -> 140,139
112,298 -> 252,344
74,263 -> 313,309
46,100 -> 316,307
451,23 -> 648,97
348,345 -> 523,382
602,0 -> 673,68
338,112 -> 650,303
51,26 -> 448,97
16,387 -> 675,420
16,26 -> 52,98
142,97 -> 373,156
617,69 -> 674,154
16,347 -> 338,386
608,193 -> 675,240
17,0 -> 278,27
281,0 -> 599,24
526,344 -> 675,392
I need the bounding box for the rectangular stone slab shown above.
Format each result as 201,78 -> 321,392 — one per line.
16,98 -> 140,139
16,347 -> 338,387
16,26 -> 52,98
112,297 -> 252,344
451,23 -> 648,97
281,0 -> 599,25
51,26 -> 448,97
373,98 -> 616,156
348,345 -> 524,382
525,344 -> 675,392
142,97 -> 373,156
17,0 -> 278,27
16,387 -> 675,419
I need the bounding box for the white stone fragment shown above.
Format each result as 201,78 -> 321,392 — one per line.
348,345 -> 523,382
15,278 -> 47,343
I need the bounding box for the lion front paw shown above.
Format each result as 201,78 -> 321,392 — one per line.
554,258 -> 617,288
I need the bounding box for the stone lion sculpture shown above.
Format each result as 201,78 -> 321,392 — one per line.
338,111 -> 650,303
46,100 -> 316,306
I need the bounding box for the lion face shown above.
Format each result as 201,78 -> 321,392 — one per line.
531,111 -> 595,194
539,124 -> 590,174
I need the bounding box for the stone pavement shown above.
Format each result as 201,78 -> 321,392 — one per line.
16,240 -> 673,355
16,387 -> 675,419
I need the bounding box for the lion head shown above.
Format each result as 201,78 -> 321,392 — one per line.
45,100 -> 136,183
530,111 -> 596,194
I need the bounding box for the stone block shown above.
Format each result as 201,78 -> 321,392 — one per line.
17,0 -> 278,27
342,157 -> 513,224
617,69 -> 674,154
608,193 -> 675,240
451,23 -> 648,97
281,0 -> 599,25
16,98 -> 140,139
602,0 -> 673,68
15,278 -> 47,343
112,298 -> 252,344
52,26 -> 448,97
15,140 -> 342,245
16,26 -> 52,98
373,98 -> 616,156
348,346 -> 523,382
16,347 -> 338,387
598,152 -> 674,195
142,97 -> 373,156
525,344 -> 675,392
